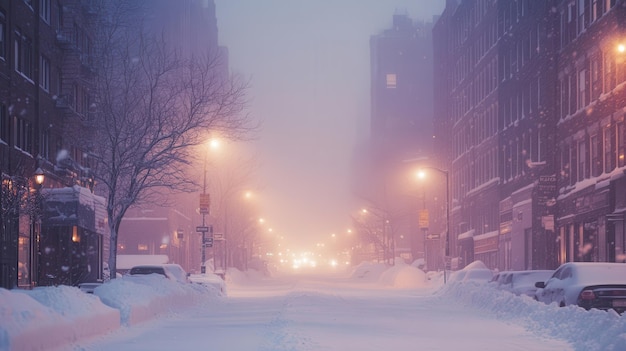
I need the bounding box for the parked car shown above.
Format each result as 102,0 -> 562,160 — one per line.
492,270 -> 553,297
534,262 -> 626,313
189,273 -> 227,294
449,260 -> 493,284
128,264 -> 191,284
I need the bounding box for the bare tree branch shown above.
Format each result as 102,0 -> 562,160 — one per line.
85,2 -> 255,276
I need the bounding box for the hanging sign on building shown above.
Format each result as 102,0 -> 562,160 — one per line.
418,209 -> 429,229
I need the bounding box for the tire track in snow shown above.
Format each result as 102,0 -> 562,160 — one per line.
258,292 -> 317,351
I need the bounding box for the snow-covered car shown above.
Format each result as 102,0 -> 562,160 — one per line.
461,268 -> 493,283
534,262 -> 626,313
448,260 -> 493,284
128,264 -> 191,284
189,273 -> 227,294
493,270 -> 553,297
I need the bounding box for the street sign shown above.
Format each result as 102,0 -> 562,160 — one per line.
203,237 -> 214,244
418,209 -> 429,229
213,233 -> 224,240
199,193 -> 211,214
203,243 -> 213,248
196,225 -> 213,233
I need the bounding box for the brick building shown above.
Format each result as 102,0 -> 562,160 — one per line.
433,0 -> 626,271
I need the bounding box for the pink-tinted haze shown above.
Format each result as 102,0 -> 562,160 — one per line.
214,1 -> 445,249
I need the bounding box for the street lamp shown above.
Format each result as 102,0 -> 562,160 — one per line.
32,167 -> 45,287
199,138 -> 220,274
417,166 -> 450,283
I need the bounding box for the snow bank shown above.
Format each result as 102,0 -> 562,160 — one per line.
0,275 -> 220,351
0,286 -> 119,351
439,279 -> 626,350
378,262 -> 428,288
96,274 -> 209,326
349,261 -> 389,281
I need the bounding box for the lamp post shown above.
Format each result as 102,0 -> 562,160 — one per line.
417,166 -> 449,283
32,167 -> 45,287
198,139 -> 220,274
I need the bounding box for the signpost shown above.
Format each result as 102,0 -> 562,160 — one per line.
198,193 -> 211,273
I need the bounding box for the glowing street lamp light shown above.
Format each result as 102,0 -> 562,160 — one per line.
209,138 -> 221,150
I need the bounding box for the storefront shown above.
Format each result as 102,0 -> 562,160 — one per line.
39,186 -> 107,286
473,231 -> 499,269
557,182 -> 611,264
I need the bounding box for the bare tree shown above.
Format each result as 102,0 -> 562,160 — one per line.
207,152 -> 260,271
89,2 -> 253,276
351,199 -> 404,265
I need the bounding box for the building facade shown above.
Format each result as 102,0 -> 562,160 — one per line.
0,0 -> 99,289
433,0 -> 626,271
0,0 -> 222,289
554,0 -> 626,265
365,12 -> 436,266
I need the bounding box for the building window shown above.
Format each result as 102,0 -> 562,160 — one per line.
591,0 -> 600,22
604,52 -> 616,92
14,117 -> 33,153
0,104 -> 8,142
14,29 -> 33,79
578,139 -> 587,181
386,73 -> 397,89
40,55 -> 50,91
577,0 -> 587,34
570,142 -> 578,186
559,77 -> 567,118
569,73 -> 577,114
138,244 -> 148,251
40,129 -> 49,159
618,121 -> 625,168
0,11 -> 5,60
538,126 -> 546,162
591,134 -> 601,176
590,56 -> 602,100
561,143 -> 570,185
604,126 -> 614,173
40,0 -> 51,23
578,68 -> 588,109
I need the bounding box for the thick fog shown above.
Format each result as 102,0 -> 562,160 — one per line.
214,1 -> 444,248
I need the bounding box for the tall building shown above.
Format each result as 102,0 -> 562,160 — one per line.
554,0 -> 626,265
0,0 -> 223,289
360,12 -> 435,264
0,0 -> 103,289
433,0 -> 626,271
433,0 -> 560,270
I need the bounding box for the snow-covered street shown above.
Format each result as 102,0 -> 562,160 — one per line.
75,267 -> 575,351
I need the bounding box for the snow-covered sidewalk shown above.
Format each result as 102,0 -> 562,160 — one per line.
0,274 -> 223,351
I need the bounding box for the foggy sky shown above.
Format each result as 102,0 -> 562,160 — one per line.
214,1 -> 444,249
